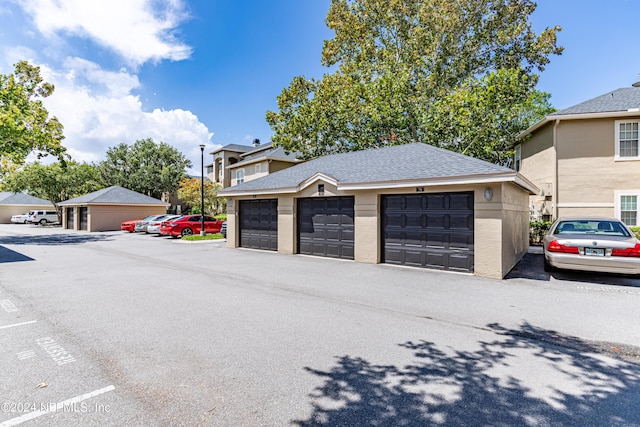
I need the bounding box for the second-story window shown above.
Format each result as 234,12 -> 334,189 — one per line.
514,144 -> 521,171
236,169 -> 245,184
255,163 -> 261,174
616,120 -> 639,159
218,160 -> 223,179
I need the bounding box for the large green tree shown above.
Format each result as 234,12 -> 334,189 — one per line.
1,162 -> 103,219
98,138 -> 191,199
266,0 -> 562,164
0,61 -> 67,164
176,177 -> 225,215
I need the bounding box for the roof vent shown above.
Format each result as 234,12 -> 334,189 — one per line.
633,81 -> 640,88
253,138 -> 260,147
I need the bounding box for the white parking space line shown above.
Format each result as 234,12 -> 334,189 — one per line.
0,321 -> 36,330
0,385 -> 115,426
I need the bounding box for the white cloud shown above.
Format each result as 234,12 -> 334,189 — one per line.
16,0 -> 191,66
34,59 -> 216,173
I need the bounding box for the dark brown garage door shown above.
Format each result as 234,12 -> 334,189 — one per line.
239,199 -> 278,251
382,192 -> 474,272
297,197 -> 354,260
66,207 -> 74,229
79,207 -> 88,231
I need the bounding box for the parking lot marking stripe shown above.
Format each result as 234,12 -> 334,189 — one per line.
0,321 -> 36,330
0,385 -> 115,426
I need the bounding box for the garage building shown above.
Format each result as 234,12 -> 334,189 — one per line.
59,186 -> 168,232
0,192 -> 55,223
219,143 -> 537,279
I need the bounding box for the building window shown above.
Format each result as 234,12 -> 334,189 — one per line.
620,195 -> 638,226
236,169 -> 245,184
218,160 -> 223,179
615,120 -> 639,159
255,163 -> 261,174
514,144 -> 521,171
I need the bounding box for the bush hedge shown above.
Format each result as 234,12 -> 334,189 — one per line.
530,221 -> 552,245
530,223 -> 640,244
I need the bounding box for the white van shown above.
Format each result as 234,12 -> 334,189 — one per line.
28,210 -> 59,225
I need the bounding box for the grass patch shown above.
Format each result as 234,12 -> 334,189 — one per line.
181,233 -> 225,241
214,214 -> 227,221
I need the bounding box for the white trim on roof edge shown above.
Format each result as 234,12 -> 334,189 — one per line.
221,172 -> 539,197
298,173 -> 339,191
517,110 -> 640,139
57,202 -> 169,207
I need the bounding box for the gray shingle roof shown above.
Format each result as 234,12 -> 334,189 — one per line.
220,143 -> 514,194
210,143 -> 252,155
240,142 -> 275,157
230,146 -> 300,168
551,87 -> 640,115
59,186 -> 168,206
0,192 -> 52,205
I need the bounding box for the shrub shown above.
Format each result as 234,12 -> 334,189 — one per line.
530,221 -> 552,245
630,226 -> 640,240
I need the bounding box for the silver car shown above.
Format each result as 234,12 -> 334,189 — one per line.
543,217 -> 640,274
146,215 -> 180,234
134,215 -> 165,233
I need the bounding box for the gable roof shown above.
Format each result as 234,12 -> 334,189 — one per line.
227,146 -> 301,169
239,142 -> 275,158
0,192 -> 52,206
518,86 -> 640,139
219,143 -> 537,196
551,87 -> 640,116
59,186 -> 168,206
210,143 -> 253,155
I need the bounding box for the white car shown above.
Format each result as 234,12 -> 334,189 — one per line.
146,215 -> 180,234
27,210 -> 59,225
10,213 -> 29,224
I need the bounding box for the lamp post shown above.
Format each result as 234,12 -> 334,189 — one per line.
199,144 -> 206,236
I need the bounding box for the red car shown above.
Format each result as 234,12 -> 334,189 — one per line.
120,219 -> 140,232
159,215 -> 223,238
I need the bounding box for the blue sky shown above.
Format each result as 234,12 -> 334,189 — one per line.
1,0 -> 639,173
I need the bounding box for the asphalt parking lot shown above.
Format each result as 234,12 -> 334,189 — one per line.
1,224 -> 639,426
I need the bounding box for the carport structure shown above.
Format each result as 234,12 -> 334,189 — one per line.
220,143 -> 538,279
59,186 -> 168,232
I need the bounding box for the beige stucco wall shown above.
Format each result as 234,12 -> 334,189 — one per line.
0,204 -> 55,224
228,160 -> 298,186
556,118 -> 640,217
269,161 -> 297,174
62,205 -> 166,232
518,122 -> 554,221
226,180 -> 531,279
521,116 -> 640,220
499,182 -> 530,276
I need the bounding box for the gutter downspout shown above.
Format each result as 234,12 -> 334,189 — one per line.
553,119 -> 560,219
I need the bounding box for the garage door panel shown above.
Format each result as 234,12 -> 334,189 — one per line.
425,252 -> 445,269
426,195 -> 446,210
449,233 -> 473,249
298,197 -> 354,260
239,199 -> 278,251
449,254 -> 473,272
450,214 -> 473,230
426,214 -> 447,229
450,193 -> 474,209
382,192 -> 474,273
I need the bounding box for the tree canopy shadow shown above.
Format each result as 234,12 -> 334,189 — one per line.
293,322 -> 640,426
0,245 -> 34,263
0,233 -> 114,246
